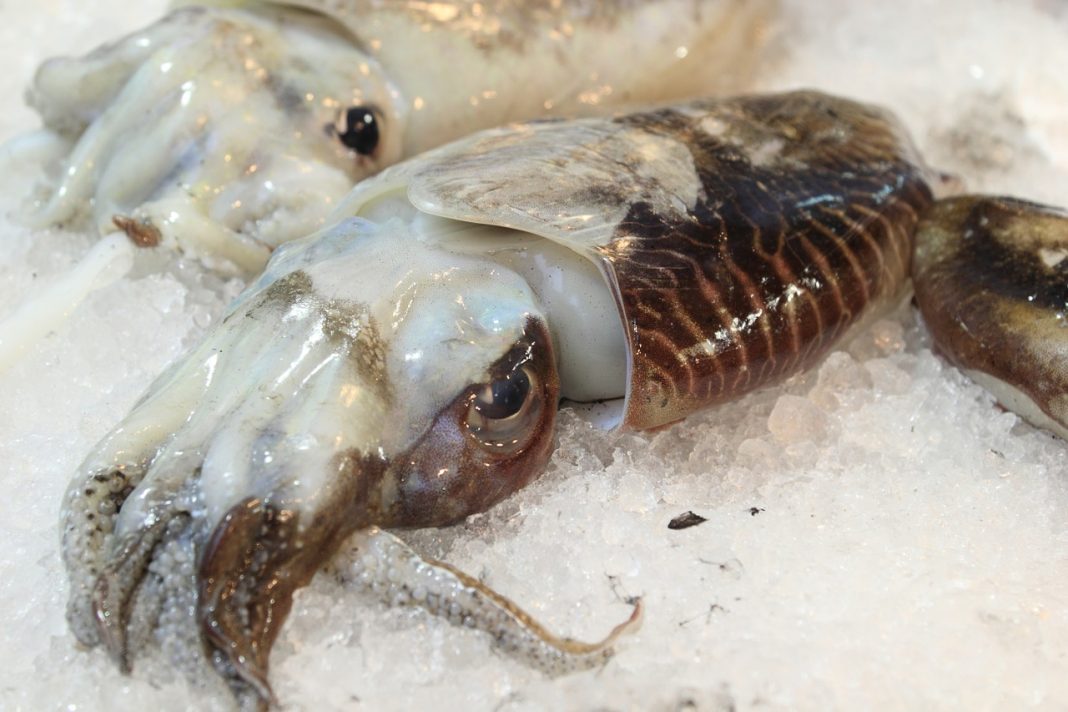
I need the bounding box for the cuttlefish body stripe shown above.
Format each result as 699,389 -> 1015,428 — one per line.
610,98 -> 935,429
913,196 -> 1068,440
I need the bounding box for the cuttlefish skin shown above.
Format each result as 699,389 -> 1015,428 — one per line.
913,196 -> 1068,440
23,0 -> 774,272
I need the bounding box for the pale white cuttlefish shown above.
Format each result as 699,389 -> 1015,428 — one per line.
21,0 -> 777,273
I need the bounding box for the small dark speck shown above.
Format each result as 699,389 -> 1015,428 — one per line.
668,511 -> 708,530
990,449 -> 1005,458
748,507 -> 765,517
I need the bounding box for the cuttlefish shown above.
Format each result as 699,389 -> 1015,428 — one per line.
22,0 -> 773,272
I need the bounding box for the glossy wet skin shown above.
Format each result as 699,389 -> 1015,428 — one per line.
27,6 -> 402,271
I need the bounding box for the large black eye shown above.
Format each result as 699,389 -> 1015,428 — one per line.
467,365 -> 540,447
474,367 -> 531,420
335,106 -> 380,156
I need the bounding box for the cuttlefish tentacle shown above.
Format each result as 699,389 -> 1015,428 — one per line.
28,10 -> 222,229
62,463 -> 145,648
91,512 -> 191,670
62,327 -> 233,649
332,527 -> 643,675
28,7 -> 209,134
64,456 -> 199,661
196,491 -> 374,707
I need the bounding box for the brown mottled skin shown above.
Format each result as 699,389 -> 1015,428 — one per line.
913,196 -> 1068,434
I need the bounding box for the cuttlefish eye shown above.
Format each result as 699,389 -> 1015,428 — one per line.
334,105 -> 380,155
467,364 -> 539,447
384,320 -> 559,528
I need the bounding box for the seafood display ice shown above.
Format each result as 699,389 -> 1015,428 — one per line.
1,1 -> 1068,711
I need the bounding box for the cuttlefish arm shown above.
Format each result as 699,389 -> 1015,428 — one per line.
26,5 -> 402,271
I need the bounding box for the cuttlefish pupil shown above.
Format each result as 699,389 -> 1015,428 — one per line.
334,106 -> 381,156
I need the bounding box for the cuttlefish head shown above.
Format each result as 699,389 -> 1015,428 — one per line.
25,5 -> 404,272
61,218 -> 562,703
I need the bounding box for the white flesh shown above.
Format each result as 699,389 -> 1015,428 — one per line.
357,190 -> 629,403
347,0 -> 780,156
363,193 -> 627,405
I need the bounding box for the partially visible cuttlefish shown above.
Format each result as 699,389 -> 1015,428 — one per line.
20,0 -> 775,272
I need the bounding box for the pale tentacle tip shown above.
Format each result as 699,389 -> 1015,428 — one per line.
90,574 -> 131,674
607,596 -> 644,645
568,595 -> 643,669
235,660 -> 277,711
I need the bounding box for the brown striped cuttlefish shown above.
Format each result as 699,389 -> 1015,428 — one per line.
60,91 -> 1068,709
